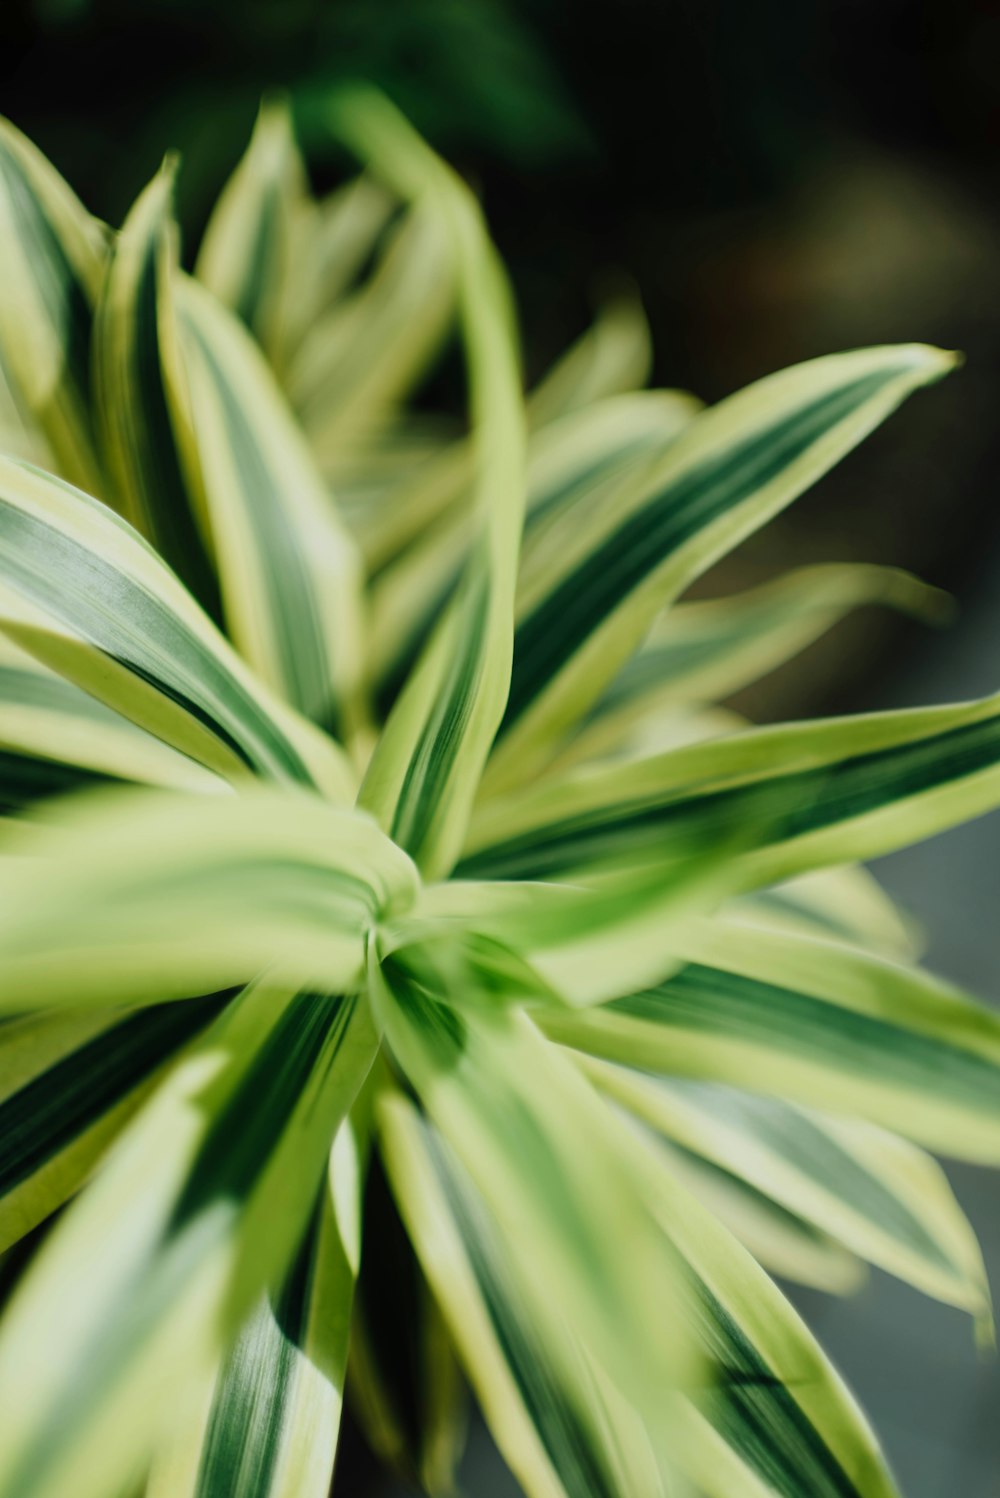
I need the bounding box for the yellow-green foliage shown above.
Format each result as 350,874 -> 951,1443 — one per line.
0,87 -> 995,1498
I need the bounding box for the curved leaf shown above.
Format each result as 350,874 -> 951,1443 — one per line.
0,454 -> 352,794
485,344 -> 955,793
0,117 -> 108,493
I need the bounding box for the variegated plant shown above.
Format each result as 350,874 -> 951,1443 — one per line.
0,85 -> 997,1498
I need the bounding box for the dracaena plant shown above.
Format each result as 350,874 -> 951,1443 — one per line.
0,85 -> 997,1498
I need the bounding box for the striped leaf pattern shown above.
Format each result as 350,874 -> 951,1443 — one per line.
0,117 -> 108,494
0,979 -> 378,1498
0,993 -> 233,1255
541,916 -> 1000,1163
380,1092 -> 664,1498
484,344 -> 954,792
0,89 -> 997,1498
338,88 -> 527,878
195,98 -> 308,366
171,273 -> 365,739
554,562 -> 947,773
93,163 -> 220,612
148,1125 -> 362,1498
463,691 -> 1000,884
0,454 -> 352,794
588,1064 -> 988,1319
0,636 -> 224,808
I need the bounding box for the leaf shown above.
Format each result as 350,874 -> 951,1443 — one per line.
0,117 -> 109,494
170,272 -> 365,739
540,915 -> 1000,1164
589,1063 -> 989,1319
279,173 -> 395,360
725,864 -> 920,963
368,937 -> 689,1433
369,387 -> 700,693
484,344 -> 956,793
0,637 -> 225,809
610,1102 -> 900,1498
552,563 -> 947,774
0,979 -> 378,1498
331,86 -> 526,879
643,1134 -> 867,1296
93,161 -> 220,613
348,1138 -> 467,1494
195,98 -> 308,367
148,1124 -> 362,1498
289,202 -> 456,468
0,453 -> 352,795
525,293 -> 654,426
462,689 -> 1000,886
379,1090 -> 665,1498
0,784 -> 418,1012
0,993 -> 233,1255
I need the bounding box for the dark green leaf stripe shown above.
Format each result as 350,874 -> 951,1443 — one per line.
697,1278 -> 864,1498
177,303 -> 346,735
460,707 -> 1000,879
388,571 -> 489,859
0,490 -> 314,784
419,1119 -> 622,1498
0,747 -> 107,813
606,965 -> 1000,1114
94,169 -> 220,616
668,1085 -> 950,1273
0,992 -> 234,1202
0,150 -> 96,460
170,992 -> 352,1224
193,1205 -> 317,1498
0,121 -> 107,493
0,988 -> 357,1498
501,368 -> 911,735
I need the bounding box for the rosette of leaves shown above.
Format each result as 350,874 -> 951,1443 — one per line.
0,87 -> 998,1498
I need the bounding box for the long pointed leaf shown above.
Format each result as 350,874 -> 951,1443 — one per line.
171,273 -> 365,738
0,993 -> 233,1255
333,87 -> 526,878
0,454 -> 352,794
541,916 -> 1000,1163
485,344 -> 955,792
148,1124 -> 362,1498
0,117 -> 108,493
93,163 -> 220,611
0,979 -> 377,1498
0,785 -> 418,1012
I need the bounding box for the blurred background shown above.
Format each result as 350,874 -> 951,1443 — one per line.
2,0 -> 998,1491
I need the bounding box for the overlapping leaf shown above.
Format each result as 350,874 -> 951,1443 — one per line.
148,1125 -> 362,1498
0,118 -> 108,494
0,786 -> 417,1010
0,978 -> 377,1498
0,454 -> 351,794
484,344 -> 955,792
332,87 -> 526,878
464,690 -> 1000,885
541,916 -> 1000,1163
170,273 -> 365,739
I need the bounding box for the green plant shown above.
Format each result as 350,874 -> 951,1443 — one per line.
0,86 -> 997,1498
